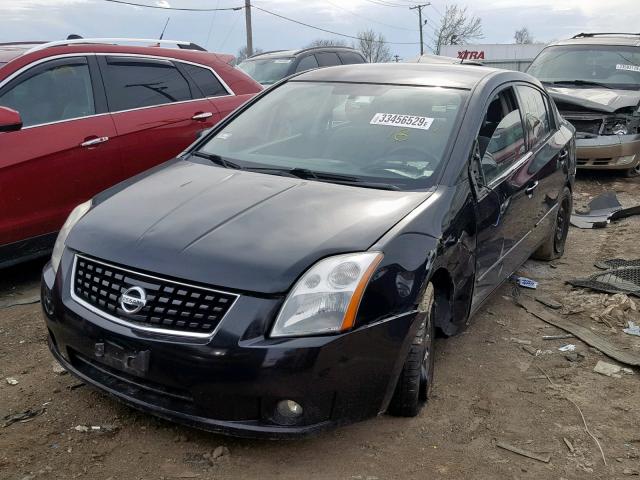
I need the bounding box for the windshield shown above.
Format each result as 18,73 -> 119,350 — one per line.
528,45 -> 640,89
197,81 -> 467,190
237,57 -> 293,85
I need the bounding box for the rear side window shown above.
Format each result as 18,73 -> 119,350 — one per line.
515,85 -> 551,150
338,51 -> 365,65
0,59 -> 94,127
102,56 -> 192,111
295,55 -> 319,73
181,63 -> 228,98
315,52 -> 341,67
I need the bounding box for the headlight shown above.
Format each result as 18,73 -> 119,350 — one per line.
271,252 -> 383,337
612,123 -> 628,136
51,200 -> 92,274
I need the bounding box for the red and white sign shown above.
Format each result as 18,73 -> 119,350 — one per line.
457,50 -> 485,60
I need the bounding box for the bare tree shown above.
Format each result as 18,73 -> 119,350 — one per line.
514,27 -> 533,44
236,45 -> 263,63
432,5 -> 483,55
306,39 -> 347,48
354,29 -> 392,63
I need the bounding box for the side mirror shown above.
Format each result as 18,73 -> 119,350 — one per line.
0,106 -> 23,132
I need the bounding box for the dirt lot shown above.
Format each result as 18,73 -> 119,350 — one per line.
1,173 -> 639,480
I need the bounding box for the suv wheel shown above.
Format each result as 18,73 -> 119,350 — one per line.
388,283 -> 435,417
533,187 -> 572,261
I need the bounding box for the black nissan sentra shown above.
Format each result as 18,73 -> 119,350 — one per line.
41,63 -> 575,438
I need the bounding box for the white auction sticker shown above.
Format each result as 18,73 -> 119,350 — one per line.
370,113 -> 434,130
616,64 -> 640,72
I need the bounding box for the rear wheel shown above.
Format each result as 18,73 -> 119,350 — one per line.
533,187 -> 572,261
388,284 -> 435,417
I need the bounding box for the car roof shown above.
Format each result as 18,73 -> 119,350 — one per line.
247,46 -> 362,61
291,62 -> 523,90
550,34 -> 640,47
0,42 -> 236,74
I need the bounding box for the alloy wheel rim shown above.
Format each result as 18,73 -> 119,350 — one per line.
555,200 -> 568,246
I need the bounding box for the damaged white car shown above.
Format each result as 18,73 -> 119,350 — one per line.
528,33 -> 640,177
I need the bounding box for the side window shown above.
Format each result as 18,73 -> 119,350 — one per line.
102,57 -> 192,111
515,85 -> 551,150
338,51 -> 366,65
477,88 -> 526,184
315,52 -> 341,67
181,63 -> 228,98
295,55 -> 319,73
0,59 -> 95,127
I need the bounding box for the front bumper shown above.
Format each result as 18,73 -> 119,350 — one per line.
41,253 -> 418,439
575,134 -> 640,170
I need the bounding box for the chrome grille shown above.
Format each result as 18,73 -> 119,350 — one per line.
71,254 -> 238,337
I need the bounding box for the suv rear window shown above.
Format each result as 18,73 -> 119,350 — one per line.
182,63 -> 228,98
338,51 -> 365,65
102,56 -> 192,111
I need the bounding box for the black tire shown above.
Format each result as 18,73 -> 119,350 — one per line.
533,186 -> 572,261
388,284 -> 435,417
625,164 -> 640,178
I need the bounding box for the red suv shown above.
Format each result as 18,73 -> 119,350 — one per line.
0,38 -> 262,268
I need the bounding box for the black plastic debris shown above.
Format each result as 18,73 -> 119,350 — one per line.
2,408 -> 45,427
570,191 -> 640,229
568,261 -> 640,298
595,258 -> 640,270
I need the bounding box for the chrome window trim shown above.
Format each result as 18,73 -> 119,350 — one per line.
0,52 -> 235,130
70,253 -> 239,340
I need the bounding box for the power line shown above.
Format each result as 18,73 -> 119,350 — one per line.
361,0 -> 414,8
103,0 -> 242,12
326,0 -> 415,32
251,4 -> 422,45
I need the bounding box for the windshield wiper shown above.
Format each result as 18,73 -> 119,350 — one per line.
192,152 -> 243,170
544,80 -> 613,90
245,167 -> 401,190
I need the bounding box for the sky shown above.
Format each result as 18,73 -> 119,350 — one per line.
1,0 -> 639,59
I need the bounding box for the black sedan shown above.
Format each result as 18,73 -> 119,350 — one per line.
41,63 -> 576,438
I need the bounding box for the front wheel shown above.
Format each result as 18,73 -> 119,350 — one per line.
533,186 -> 572,261
625,163 -> 640,178
388,284 -> 435,417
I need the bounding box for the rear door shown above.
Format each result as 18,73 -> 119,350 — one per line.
472,86 -> 538,307
98,55 -> 222,178
177,61 -> 243,120
0,55 -> 120,246
513,84 -> 568,250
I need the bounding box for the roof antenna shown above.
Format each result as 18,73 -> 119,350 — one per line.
159,17 -> 170,40
67,34 -> 83,40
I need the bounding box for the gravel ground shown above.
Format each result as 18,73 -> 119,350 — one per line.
1,172 -> 639,480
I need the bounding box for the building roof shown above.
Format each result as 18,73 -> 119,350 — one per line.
292,62 -> 511,89
0,42 -> 43,64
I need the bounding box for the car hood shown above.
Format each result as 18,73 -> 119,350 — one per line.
547,86 -> 640,114
67,160 -> 430,294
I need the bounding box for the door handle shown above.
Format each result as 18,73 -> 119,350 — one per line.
192,112 -> 213,121
525,181 -> 539,196
80,136 -> 109,148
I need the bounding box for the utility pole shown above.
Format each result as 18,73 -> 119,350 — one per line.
393,54 -> 401,63
409,3 -> 430,56
244,0 -> 253,57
